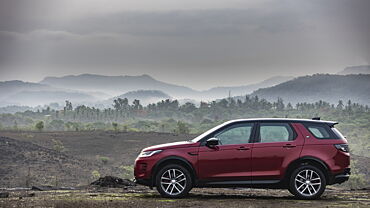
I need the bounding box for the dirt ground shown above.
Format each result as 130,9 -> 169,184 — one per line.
0,130 -> 369,207
0,186 -> 369,208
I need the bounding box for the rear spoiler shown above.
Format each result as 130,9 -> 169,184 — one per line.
311,117 -> 338,127
325,121 -> 338,128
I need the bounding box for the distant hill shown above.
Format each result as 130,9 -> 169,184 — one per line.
40,74 -> 293,100
40,74 -> 196,99
0,80 -> 99,107
110,90 -> 171,105
337,65 -> 370,75
4,90 -> 97,107
203,76 -> 293,100
0,81 -> 55,100
250,74 -> 370,105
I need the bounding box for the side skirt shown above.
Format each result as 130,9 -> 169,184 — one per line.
196,180 -> 285,189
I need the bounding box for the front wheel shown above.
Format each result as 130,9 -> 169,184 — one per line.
155,164 -> 192,198
288,165 -> 326,199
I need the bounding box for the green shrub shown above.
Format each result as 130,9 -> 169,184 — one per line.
35,121 -> 44,131
52,139 -> 65,152
92,170 -> 100,180
99,156 -> 109,165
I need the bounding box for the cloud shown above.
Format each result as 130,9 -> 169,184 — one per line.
0,0 -> 369,89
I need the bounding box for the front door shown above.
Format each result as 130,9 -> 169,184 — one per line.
198,122 -> 255,182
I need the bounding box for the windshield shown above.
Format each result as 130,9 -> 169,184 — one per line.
191,121 -> 230,142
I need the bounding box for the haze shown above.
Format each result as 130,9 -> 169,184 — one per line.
0,0 -> 369,90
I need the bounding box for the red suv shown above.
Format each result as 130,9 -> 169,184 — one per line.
134,118 -> 350,199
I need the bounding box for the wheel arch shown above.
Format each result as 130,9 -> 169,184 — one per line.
284,156 -> 330,185
151,156 -> 197,187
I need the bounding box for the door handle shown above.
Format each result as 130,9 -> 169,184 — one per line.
283,144 -> 296,148
237,146 -> 250,150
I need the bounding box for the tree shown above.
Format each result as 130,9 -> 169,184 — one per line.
175,121 -> 190,134
35,121 -> 44,131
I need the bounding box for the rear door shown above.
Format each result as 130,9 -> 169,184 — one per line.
251,122 -> 304,181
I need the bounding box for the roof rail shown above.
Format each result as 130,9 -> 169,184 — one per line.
312,117 -> 320,120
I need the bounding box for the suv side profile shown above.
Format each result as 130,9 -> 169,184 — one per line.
134,118 -> 350,199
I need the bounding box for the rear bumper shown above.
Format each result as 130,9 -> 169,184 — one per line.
329,168 -> 350,184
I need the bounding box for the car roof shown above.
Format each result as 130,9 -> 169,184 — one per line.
225,118 -> 338,126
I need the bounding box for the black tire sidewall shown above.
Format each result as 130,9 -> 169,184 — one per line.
289,165 -> 326,199
155,164 -> 192,198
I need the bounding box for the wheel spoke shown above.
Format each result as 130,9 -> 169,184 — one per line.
295,179 -> 304,184
176,182 -> 185,189
175,173 -> 184,179
165,184 -> 171,192
177,178 -> 186,183
311,182 -> 321,185
310,184 -> 317,193
173,184 -> 181,193
297,183 -> 305,190
307,185 -> 312,195
170,184 -> 175,194
297,174 -> 306,180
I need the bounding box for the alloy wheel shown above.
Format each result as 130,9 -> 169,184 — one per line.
160,168 -> 187,196
294,169 -> 322,197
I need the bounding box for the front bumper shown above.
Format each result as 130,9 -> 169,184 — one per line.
134,178 -> 152,186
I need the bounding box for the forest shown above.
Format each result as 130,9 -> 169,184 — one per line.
0,96 -> 369,156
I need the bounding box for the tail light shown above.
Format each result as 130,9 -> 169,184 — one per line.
334,144 -> 349,152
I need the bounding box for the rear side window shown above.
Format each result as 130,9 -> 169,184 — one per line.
259,123 -> 294,143
305,123 -> 337,139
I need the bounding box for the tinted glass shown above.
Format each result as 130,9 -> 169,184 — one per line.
306,124 -> 336,139
259,123 -> 294,143
215,123 -> 254,145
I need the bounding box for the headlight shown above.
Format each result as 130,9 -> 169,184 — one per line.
138,150 -> 163,158
334,144 -> 349,152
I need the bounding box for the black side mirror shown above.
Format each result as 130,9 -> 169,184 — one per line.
206,137 -> 219,148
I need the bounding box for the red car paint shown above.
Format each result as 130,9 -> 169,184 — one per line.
134,118 -> 350,197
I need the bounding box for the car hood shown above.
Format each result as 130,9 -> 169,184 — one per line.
142,141 -> 199,151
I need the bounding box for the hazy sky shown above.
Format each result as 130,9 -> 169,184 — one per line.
0,0 -> 369,90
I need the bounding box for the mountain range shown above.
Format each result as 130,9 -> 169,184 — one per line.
0,65 -> 370,110
250,74 -> 370,105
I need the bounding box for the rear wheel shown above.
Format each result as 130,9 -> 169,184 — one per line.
288,165 -> 326,199
155,164 -> 192,198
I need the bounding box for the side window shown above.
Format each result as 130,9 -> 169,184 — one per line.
259,123 -> 294,143
306,124 -> 334,139
214,123 -> 254,145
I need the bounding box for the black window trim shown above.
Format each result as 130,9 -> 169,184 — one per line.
254,121 -> 298,143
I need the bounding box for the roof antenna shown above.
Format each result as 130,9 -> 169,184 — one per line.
312,117 -> 320,120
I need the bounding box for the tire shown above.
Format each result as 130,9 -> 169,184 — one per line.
288,165 -> 326,199
155,164 -> 192,198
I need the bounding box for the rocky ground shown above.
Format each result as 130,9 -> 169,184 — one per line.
0,186 -> 369,208
0,130 -> 369,207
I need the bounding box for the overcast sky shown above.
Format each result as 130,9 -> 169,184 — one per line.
0,0 -> 369,90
